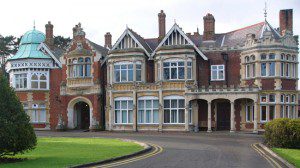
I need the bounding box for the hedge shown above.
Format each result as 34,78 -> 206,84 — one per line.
264,118 -> 300,149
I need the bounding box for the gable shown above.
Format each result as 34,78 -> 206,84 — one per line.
111,29 -> 150,57
38,43 -> 62,68
152,24 -> 207,60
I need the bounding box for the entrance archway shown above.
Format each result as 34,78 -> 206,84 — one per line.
212,99 -> 231,131
74,102 -> 90,129
67,97 -> 93,129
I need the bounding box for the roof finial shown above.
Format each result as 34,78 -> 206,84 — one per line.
33,20 -> 36,30
174,19 -> 176,24
264,1 -> 268,21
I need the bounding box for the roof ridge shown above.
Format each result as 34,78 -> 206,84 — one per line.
226,21 -> 265,34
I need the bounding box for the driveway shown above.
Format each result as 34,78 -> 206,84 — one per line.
36,131 -> 271,168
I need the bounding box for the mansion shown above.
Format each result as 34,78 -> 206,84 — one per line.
5,9 -> 299,132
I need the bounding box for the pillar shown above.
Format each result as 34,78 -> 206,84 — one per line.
193,100 -> 199,132
108,91 -> 113,131
230,101 -> 235,133
185,101 -> 189,131
207,101 -> 212,132
158,89 -> 163,131
133,90 -> 137,131
253,102 -> 258,133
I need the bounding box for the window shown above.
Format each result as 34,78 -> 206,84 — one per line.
281,63 -> 285,76
269,54 -> 275,59
31,74 -> 38,88
211,65 -> 224,80
114,98 -> 133,124
138,97 -> 159,124
290,106 -> 295,118
163,61 -> 185,80
30,73 -> 48,89
261,106 -> 267,122
269,105 -> 275,121
68,57 -> 92,78
31,103 -> 46,123
260,95 -> 267,103
281,94 -> 285,103
261,63 -> 266,76
246,64 -> 250,78
269,62 -> 275,76
15,74 -> 27,89
286,95 -> 289,103
188,103 -> 192,124
291,95 -> 295,103
40,74 -> 47,89
114,61 -> 141,82
285,106 -> 289,118
246,104 -> 254,122
261,54 -> 267,60
280,105 -> 284,118
281,54 -> 285,60
187,61 -> 192,80
269,94 -> 275,103
286,63 -> 290,77
164,96 -> 185,124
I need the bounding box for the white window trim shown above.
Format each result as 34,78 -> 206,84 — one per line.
114,99 -> 133,124
163,97 -> 185,124
137,98 -> 159,124
211,65 -> 225,81
163,60 -> 185,80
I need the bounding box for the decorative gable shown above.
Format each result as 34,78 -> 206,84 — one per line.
152,23 -> 207,60
115,34 -> 139,49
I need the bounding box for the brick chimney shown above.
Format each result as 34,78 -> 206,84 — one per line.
158,10 -> 166,41
104,32 -> 112,49
72,23 -> 85,40
45,21 -> 54,49
279,9 -> 293,35
203,13 -> 215,41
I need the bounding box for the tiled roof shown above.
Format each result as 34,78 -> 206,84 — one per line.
128,29 -> 153,53
87,39 -> 109,56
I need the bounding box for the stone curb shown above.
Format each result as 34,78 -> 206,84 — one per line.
258,143 -> 295,168
71,139 -> 152,168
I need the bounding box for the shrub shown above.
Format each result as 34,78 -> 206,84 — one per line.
264,118 -> 300,149
0,72 -> 37,157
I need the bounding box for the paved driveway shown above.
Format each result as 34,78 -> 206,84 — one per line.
36,131 -> 271,168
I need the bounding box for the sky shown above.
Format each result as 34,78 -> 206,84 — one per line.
1,0 -> 299,86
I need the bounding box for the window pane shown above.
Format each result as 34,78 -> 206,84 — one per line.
261,106 -> 267,121
269,106 -> 275,120
219,70 -> 224,79
178,62 -> 184,66
171,110 -> 177,123
164,100 -> 170,108
136,70 -> 141,81
153,110 -> 159,123
269,62 -> 275,76
138,110 -> 144,123
128,110 -> 133,123
122,110 -> 127,123
171,68 -> 177,79
261,63 -> 266,76
269,95 -> 275,102
79,65 -> 84,76
128,69 -> 133,81
128,101 -> 133,109
261,95 -> 267,103
115,101 -> 120,109
178,67 -> 184,79
40,109 -> 46,122
121,101 -> 127,109
115,69 -> 120,82
115,110 -> 120,123
171,100 -> 177,108
163,62 -> 170,67
40,82 -> 47,89
85,65 -> 91,77
178,109 -> 185,123
163,68 -> 170,79
179,100 -> 185,108
212,71 -> 217,80
146,110 -> 151,123
138,100 -> 144,108
121,70 -> 127,81
153,100 -> 159,108
146,100 -> 152,108
187,67 -> 192,79
164,110 -> 170,123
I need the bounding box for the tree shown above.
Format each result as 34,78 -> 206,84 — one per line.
54,36 -> 71,50
0,71 -> 37,158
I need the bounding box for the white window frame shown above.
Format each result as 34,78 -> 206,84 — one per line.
163,96 -> 185,124
14,73 -> 27,89
163,59 -> 185,80
137,96 -> 159,124
211,65 -> 225,81
114,97 -> 133,124
245,104 -> 254,122
260,105 -> 267,122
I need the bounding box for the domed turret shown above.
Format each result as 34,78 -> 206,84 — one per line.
20,29 -> 46,45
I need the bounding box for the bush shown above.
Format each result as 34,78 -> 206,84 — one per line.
0,72 -> 37,157
264,118 -> 300,149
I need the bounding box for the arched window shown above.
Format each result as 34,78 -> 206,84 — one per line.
281,53 -> 285,60
40,74 -> 47,89
251,55 -> 255,61
85,57 -> 91,77
31,74 -> 39,88
245,56 -> 249,63
261,54 -> 267,60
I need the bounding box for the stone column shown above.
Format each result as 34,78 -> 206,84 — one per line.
214,101 -> 218,130
253,102 -> 258,133
185,102 -> 189,131
108,91 -> 113,131
230,101 -> 235,133
133,60 -> 136,81
207,101 -> 212,132
193,100 -> 199,132
132,89 -> 137,131
158,89 -> 163,131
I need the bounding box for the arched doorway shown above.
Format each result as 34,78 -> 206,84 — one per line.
74,101 -> 90,129
212,99 -> 231,131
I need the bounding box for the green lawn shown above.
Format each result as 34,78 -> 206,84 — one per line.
0,137 -> 143,168
272,148 -> 300,168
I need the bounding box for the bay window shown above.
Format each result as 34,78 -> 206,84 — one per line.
211,65 -> 224,81
68,57 -> 92,78
31,73 -> 48,89
138,97 -> 159,124
260,94 -> 276,122
163,59 -> 192,80
114,61 -> 142,82
261,63 -> 266,76
114,98 -> 133,124
164,96 -> 185,124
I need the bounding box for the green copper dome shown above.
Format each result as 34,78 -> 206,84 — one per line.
9,29 -> 51,60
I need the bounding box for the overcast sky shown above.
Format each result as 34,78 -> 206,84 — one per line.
1,0 -> 299,45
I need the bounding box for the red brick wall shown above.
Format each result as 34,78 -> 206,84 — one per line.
261,79 -> 275,90
16,92 -> 28,101
281,79 -> 296,90
32,91 -> 46,101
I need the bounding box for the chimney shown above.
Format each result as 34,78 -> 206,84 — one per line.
203,13 -> 215,41
72,23 -> 85,39
45,21 -> 54,49
158,10 -> 166,41
72,25 -> 78,39
279,9 -> 293,35
104,32 -> 112,49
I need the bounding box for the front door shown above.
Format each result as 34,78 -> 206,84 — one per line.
217,102 -> 230,130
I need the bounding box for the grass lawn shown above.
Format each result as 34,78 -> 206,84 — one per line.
272,148 -> 300,168
0,137 -> 143,168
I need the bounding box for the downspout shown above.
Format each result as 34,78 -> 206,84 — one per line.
221,52 -> 229,86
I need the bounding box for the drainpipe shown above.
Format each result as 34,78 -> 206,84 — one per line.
221,52 -> 228,86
